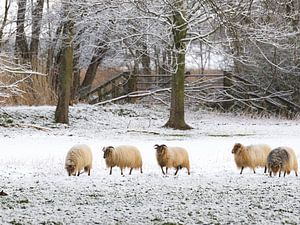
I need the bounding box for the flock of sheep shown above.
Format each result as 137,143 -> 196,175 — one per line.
65,144 -> 190,176
65,143 -> 298,177
232,143 -> 298,177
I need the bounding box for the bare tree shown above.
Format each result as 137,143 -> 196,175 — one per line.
30,0 -> 45,70
15,0 -> 30,62
0,0 -> 10,49
79,41 -> 108,96
164,0 -> 191,129
55,1 -> 73,124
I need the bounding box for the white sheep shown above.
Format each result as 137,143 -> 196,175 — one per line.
268,147 -> 298,177
286,147 -> 299,176
65,144 -> 93,176
231,143 -> 271,174
154,144 -> 190,175
102,145 -> 143,175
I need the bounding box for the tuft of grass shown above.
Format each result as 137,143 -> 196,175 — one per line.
17,199 -> 29,204
162,223 -> 184,225
10,220 -> 23,225
207,133 -> 254,137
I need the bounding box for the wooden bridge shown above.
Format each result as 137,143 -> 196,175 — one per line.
79,71 -> 225,104
79,71 -> 300,116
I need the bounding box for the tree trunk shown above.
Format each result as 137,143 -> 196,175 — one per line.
164,0 -> 191,130
141,43 -> 151,74
79,41 -> 108,96
47,24 -> 63,92
55,3 -> 73,124
15,0 -> 30,62
71,38 -> 81,103
30,0 -> 44,70
0,0 -> 10,49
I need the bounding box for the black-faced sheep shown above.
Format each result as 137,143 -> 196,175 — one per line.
267,147 -> 298,177
102,145 -> 143,175
154,144 -> 190,175
231,143 -> 271,174
65,144 -> 93,176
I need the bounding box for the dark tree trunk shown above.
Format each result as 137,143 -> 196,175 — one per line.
47,23 -> 64,92
30,0 -> 44,70
71,50 -> 81,103
141,43 -> 151,74
15,0 -> 30,62
164,0 -> 191,130
55,3 -> 73,124
0,0 -> 10,49
79,42 -> 108,96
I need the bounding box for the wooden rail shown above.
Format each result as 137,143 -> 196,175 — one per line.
80,71 -> 300,116
80,72 -> 224,104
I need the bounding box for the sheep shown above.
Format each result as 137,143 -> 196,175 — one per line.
102,145 -> 143,175
267,147 -> 298,177
65,144 -> 93,176
154,144 -> 190,175
286,147 -> 299,176
231,143 -> 271,174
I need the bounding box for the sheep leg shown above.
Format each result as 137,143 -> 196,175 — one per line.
279,171 -> 281,177
166,167 -> 168,174
284,171 -> 286,177
187,168 -> 190,175
140,167 -> 143,174
129,168 -> 133,175
253,169 -> 256,174
269,171 -> 272,177
264,166 -> 267,173
174,167 -> 179,175
88,168 -> 91,176
77,171 -> 80,176
109,167 -> 112,175
296,171 -> 298,176
121,168 -> 123,176
161,167 -> 165,175
240,167 -> 244,174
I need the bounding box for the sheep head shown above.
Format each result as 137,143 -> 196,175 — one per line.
65,160 -> 76,176
154,144 -> 167,155
232,143 -> 243,154
102,146 -> 114,159
270,164 -> 280,174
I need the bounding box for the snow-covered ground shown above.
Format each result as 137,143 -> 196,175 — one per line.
0,104 -> 300,225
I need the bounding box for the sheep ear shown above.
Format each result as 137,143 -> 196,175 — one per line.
154,144 -> 159,149
235,143 -> 241,148
102,147 -> 106,152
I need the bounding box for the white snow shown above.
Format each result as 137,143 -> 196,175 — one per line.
0,104 -> 300,224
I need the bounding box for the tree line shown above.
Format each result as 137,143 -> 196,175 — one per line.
0,0 -> 299,128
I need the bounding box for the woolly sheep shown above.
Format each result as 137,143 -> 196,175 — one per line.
65,144 -> 93,176
267,147 -> 298,177
102,145 -> 143,175
231,143 -> 271,174
154,144 -> 190,175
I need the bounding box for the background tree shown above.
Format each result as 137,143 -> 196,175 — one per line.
30,0 -> 44,70
164,0 -> 191,129
15,0 -> 30,62
0,0 -> 10,49
54,1 -> 73,124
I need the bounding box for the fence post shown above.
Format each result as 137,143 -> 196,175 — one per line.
223,71 -> 234,110
97,88 -> 103,102
111,80 -> 120,98
127,73 -> 137,103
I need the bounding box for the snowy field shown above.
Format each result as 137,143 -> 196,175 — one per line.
0,104 -> 300,225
